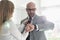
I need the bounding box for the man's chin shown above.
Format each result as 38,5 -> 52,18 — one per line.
29,15 -> 34,17
30,16 -> 33,17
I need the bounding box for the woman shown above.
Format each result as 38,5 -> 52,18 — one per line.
0,0 -> 29,40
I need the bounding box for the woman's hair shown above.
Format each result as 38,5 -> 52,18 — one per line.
0,0 -> 14,31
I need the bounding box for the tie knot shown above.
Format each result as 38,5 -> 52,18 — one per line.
28,17 -> 32,23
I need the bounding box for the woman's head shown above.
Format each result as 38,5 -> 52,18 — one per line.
0,0 -> 14,30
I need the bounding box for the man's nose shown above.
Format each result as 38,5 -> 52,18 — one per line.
30,10 -> 33,13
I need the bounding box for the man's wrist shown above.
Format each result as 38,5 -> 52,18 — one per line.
34,24 -> 39,31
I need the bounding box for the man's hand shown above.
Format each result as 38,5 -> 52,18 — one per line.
25,24 -> 35,32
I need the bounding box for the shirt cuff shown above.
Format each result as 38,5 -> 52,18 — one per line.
35,24 -> 44,31
35,24 -> 39,31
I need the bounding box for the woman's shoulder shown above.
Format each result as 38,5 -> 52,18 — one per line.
2,20 -> 12,29
3,20 -> 15,29
7,20 -> 15,25
1,20 -> 13,34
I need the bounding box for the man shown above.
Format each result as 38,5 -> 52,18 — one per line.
21,2 -> 54,40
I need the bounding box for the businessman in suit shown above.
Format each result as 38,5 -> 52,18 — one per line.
21,2 -> 54,40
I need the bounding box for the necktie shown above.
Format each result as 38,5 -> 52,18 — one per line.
26,17 -> 32,40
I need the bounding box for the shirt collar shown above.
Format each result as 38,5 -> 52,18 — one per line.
28,14 -> 36,20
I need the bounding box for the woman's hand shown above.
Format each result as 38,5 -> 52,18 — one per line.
25,23 -> 35,32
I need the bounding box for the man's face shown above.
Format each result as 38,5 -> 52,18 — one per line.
26,4 -> 36,17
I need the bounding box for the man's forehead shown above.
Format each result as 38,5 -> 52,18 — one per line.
27,6 -> 36,9
27,2 -> 36,8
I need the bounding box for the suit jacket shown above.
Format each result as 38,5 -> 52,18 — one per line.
21,14 -> 54,40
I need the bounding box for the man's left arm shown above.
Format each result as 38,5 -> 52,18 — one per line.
34,16 -> 54,31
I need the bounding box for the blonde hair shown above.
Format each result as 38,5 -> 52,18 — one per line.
0,0 -> 14,31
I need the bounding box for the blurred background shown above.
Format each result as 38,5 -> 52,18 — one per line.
7,0 -> 60,40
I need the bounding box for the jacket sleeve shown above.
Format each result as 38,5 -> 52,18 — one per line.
10,21 -> 29,40
34,16 -> 54,31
